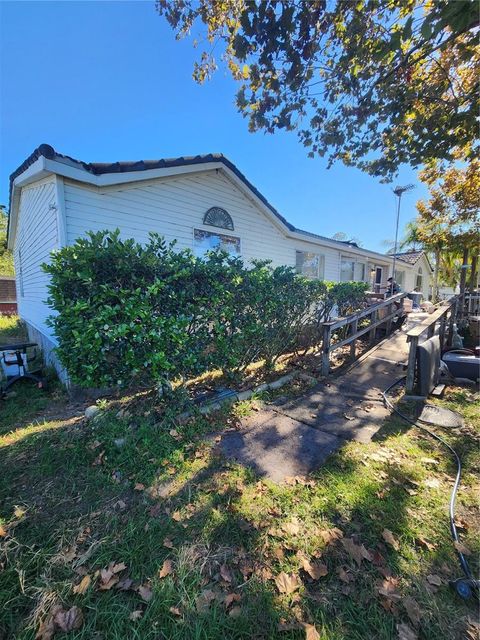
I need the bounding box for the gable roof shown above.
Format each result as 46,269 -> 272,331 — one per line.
8,144 -> 364,251
393,250 -> 433,271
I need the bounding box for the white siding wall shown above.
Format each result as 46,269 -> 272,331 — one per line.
402,256 -> 431,299
14,177 -> 59,339
63,170 -> 342,280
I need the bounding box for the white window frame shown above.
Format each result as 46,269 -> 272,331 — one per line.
296,250 -> 325,280
341,256 -> 367,282
193,227 -> 241,258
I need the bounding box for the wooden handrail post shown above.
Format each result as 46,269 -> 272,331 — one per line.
385,302 -> 393,335
405,336 -> 419,394
427,320 -> 436,339
350,318 -> 358,360
321,323 -> 332,376
447,299 -> 457,346
439,315 -> 447,349
369,309 -> 378,345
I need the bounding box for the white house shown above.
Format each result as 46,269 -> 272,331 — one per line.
7,144 -> 432,378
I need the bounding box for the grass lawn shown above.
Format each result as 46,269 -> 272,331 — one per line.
0,322 -> 478,639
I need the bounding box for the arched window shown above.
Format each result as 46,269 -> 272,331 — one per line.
203,207 -> 234,231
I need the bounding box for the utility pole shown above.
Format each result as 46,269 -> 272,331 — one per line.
391,184 -> 415,296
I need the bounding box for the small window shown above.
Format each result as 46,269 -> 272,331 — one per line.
340,259 -> 354,282
203,207 -> 234,231
341,257 -> 366,282
354,262 -> 365,282
296,251 -> 325,279
194,228 -> 240,258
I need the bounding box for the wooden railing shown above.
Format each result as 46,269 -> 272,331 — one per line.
320,292 -> 407,376
405,296 -> 458,394
465,293 -> 480,316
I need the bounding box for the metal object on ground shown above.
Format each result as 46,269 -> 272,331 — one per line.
0,342 -> 46,394
442,351 -> 480,382
417,335 -> 441,397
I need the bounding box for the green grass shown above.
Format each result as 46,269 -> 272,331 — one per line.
0,315 -> 27,342
0,380 -> 478,640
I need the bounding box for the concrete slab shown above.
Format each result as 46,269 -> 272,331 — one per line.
219,325 -> 419,482
219,413 -> 341,483
271,391 -> 389,443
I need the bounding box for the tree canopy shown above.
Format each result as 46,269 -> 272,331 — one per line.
0,206 -> 14,276
157,0 -> 478,180
414,157 -> 479,297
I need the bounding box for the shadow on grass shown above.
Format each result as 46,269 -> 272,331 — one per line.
0,392 -> 477,639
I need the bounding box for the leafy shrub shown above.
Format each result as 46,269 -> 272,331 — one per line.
44,230 -> 367,389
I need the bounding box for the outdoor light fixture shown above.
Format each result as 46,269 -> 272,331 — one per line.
391,184 -> 415,296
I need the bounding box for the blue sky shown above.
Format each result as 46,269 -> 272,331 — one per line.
0,0 -> 426,252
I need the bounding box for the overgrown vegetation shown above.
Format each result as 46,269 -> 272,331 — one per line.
43,230 -> 368,389
0,206 -> 14,276
0,381 -> 478,639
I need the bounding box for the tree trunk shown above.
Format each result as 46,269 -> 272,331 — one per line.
457,246 -> 469,322
432,247 -> 440,303
468,253 -> 478,292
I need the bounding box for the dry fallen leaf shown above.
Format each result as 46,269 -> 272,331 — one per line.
424,478 -> 440,489
341,537 -> 372,566
134,483 -> 145,491
319,527 -> 343,545
137,584 -> 153,602
172,511 -> 182,522
275,572 -> 302,595
382,529 -> 400,551
0,524 -> 8,537
169,606 -> 182,616
14,506 -> 26,519
130,610 -> 143,621
111,562 -> 127,574
163,537 -> 174,549
303,623 -> 321,640
229,606 -> 242,618
453,540 -> 472,556
116,577 -> 134,591
196,589 -> 217,612
337,566 -> 354,583
36,614 -> 56,640
159,559 -> 174,579
402,596 -> 421,627
397,622 -> 418,640
426,574 -> 442,587
377,576 -> 401,601
301,557 -> 328,580
53,606 -> 84,633
224,593 -> 241,608
220,564 -> 233,583
416,537 -> 436,552
282,518 -> 301,536
73,575 -> 91,595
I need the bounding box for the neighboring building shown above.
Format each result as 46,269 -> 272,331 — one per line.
0,276 -> 17,316
391,251 -> 432,300
7,144 -> 432,379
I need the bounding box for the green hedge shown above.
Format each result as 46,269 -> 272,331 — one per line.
43,231 -> 367,389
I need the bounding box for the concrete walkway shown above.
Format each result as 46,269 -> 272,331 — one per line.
220,316 -> 426,482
